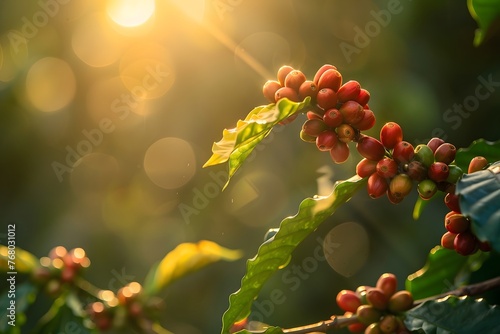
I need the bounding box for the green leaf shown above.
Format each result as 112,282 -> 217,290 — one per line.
456,161 -> 500,252
406,246 -> 490,300
0,281 -> 38,333
221,175 -> 367,334
454,139 -> 500,172
204,98 -> 310,189
0,245 -> 39,274
143,240 -> 242,296
236,327 -> 283,334
467,0 -> 500,46
405,295 -> 500,333
33,292 -> 91,334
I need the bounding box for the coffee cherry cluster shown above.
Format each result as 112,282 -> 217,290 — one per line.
356,122 -> 463,203
31,246 -> 91,296
440,156 -> 492,255
262,64 -> 375,163
336,273 -> 413,333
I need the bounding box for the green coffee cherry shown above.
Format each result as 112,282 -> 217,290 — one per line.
446,165 -> 463,184
417,179 -> 438,200
413,144 -> 434,167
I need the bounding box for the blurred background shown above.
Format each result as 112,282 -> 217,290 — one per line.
1,0 -> 500,332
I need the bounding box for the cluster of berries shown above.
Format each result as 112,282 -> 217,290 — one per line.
262,64 -> 375,163
440,156 -> 491,255
31,246 -> 91,296
356,123 -> 462,204
336,273 -> 413,333
86,281 -> 164,331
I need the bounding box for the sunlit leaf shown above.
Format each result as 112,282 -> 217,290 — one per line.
203,98 -> 310,189
0,245 -> 39,274
0,282 -> 37,333
467,0 -> 500,46
406,246 -> 489,300
454,138 -> 500,172
143,240 -> 242,296
405,295 -> 500,333
456,161 -> 500,252
221,176 -> 367,334
235,326 -> 283,334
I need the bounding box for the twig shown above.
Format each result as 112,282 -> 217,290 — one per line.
249,275 -> 500,334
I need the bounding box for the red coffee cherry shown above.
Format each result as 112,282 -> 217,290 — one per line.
330,140 -> 350,164
323,108 -> 344,128
316,88 -> 338,110
445,214 -> 470,234
277,65 -> 294,86
339,100 -> 364,124
351,109 -> 376,131
313,64 -> 337,85
366,288 -> 389,310
468,156 -> 488,173
262,80 -> 281,103
417,179 -> 437,200
444,192 -> 461,213
298,80 -> 318,101
284,70 -> 306,92
299,130 -> 316,143
376,158 -> 398,179
337,80 -> 361,103
388,291 -> 414,313
302,119 -> 328,137
356,135 -> 386,161
307,110 -> 323,120
274,86 -> 299,102
427,137 -> 445,153
434,143 -> 457,165
428,162 -> 450,182
376,273 -> 397,298
317,68 -> 343,91
379,122 -> 403,150
389,174 -> 413,200
337,124 -> 356,143
454,231 -> 478,256
336,289 -> 362,313
316,130 -> 338,151
441,231 -> 457,250
367,173 -> 389,199
478,240 -> 492,252
356,158 -> 378,178
392,141 -> 415,164
355,88 -> 371,106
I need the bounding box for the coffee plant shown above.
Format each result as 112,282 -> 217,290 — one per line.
2,1 -> 500,334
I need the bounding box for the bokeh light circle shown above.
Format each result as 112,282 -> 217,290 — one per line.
144,137 -> 196,189
323,222 -> 369,277
26,57 -> 76,112
106,0 -> 155,27
71,12 -> 124,67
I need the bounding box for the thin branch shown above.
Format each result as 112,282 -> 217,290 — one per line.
249,275 -> 500,334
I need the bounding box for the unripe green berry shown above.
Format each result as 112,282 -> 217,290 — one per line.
417,179 -> 437,200
299,130 -> 316,143
446,165 -> 463,184
413,144 -> 434,167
